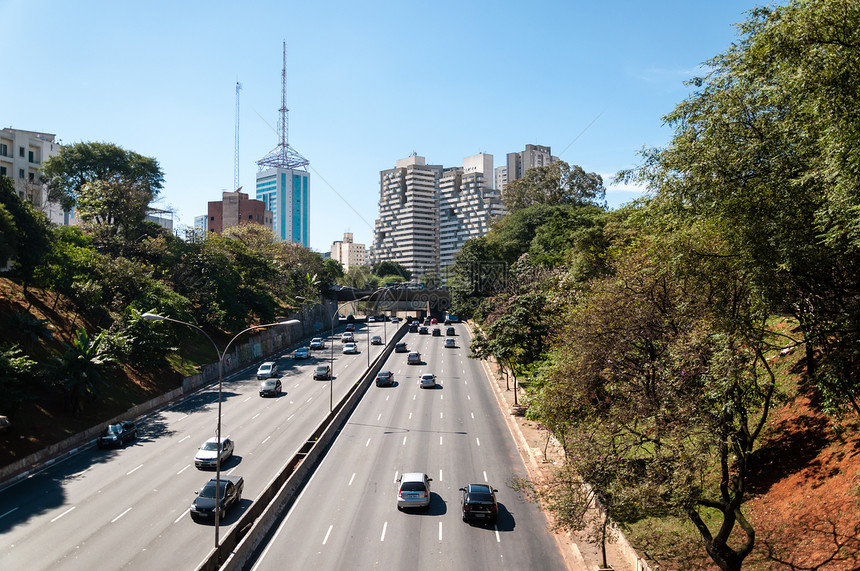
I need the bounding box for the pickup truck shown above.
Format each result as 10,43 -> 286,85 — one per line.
189,475 -> 244,521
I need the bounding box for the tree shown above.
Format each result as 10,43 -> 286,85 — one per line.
0,345 -> 37,415
42,142 -> 164,213
48,328 -> 115,417
0,176 -> 51,293
372,260 -> 411,282
624,0 -> 860,416
502,161 -> 605,212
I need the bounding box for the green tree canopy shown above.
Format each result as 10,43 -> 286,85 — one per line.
502,161 -> 605,212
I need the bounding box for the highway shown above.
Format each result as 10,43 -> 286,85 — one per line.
249,323 -> 566,571
0,320 -> 398,570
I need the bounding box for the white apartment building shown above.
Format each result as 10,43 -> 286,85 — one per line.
0,128 -> 71,225
371,154 -> 442,279
439,153 -> 504,270
494,144 -> 558,193
330,232 -> 366,272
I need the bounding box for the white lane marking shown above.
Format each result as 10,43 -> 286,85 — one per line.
465,380 -> 468,385
178,435 -> 190,443
287,414 -> 295,421
307,397 -> 313,403
471,412 -> 475,419
439,469 -> 443,481
51,506 -> 75,522
111,507 -> 132,523
380,521 -> 388,542
348,473 -> 355,486
483,471 -> 488,482
413,395 -> 416,401
377,413 -> 382,421
408,412 -> 412,420
495,525 -> 501,542
477,438 -> 481,447
467,394 -> 471,400
322,524 -> 333,545
402,436 -> 407,446
127,464 -> 143,475
252,413 -> 261,420
174,511 -> 186,524
243,396 -> 251,402
440,436 -> 443,446
393,471 -> 399,483
176,414 -> 188,422
0,507 -> 18,520
386,395 -> 390,401
177,465 -> 191,475
365,438 -> 371,447
262,436 -> 271,445
440,394 -> 444,400
440,412 -> 443,419
438,521 -> 443,541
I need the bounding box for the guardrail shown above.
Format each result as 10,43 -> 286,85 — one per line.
197,324 -> 408,571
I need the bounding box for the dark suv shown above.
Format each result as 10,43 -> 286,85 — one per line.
97,421 -> 137,449
459,483 -> 499,524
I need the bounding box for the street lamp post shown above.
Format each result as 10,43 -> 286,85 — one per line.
141,312 -> 299,555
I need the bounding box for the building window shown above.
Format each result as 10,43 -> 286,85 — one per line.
19,147 -> 25,158
210,216 -> 215,221
28,150 -> 34,163
0,166 -> 5,176
19,169 -> 25,179
0,144 -> 7,156
29,172 -> 35,181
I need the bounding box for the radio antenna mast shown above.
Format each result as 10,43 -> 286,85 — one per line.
234,81 -> 242,191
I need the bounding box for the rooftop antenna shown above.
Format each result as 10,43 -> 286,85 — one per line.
234,81 -> 242,191
257,41 -> 309,171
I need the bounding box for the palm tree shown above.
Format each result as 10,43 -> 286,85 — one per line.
49,328 -> 113,416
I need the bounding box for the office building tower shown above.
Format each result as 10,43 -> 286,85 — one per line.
372,154 -> 443,279
330,232 -> 367,272
439,153 -> 504,269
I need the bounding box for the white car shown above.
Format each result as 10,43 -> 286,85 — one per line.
341,332 -> 354,343
367,316 -> 376,322
371,335 -> 383,345
397,472 -> 432,510
342,342 -> 357,354
256,361 -> 278,379
309,337 -> 325,350
444,338 -> 456,348
194,437 -> 234,469
419,373 -> 436,389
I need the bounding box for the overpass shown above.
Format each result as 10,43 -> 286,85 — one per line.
324,286 -> 453,318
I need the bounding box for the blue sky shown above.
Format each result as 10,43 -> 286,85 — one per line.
2,0 -> 762,253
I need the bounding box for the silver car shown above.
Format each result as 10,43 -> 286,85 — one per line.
256,361 -> 278,379
194,437 -> 234,469
419,373 -> 436,389
397,472 -> 432,510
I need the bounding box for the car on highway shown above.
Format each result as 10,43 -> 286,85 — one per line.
390,317 -> 400,323
408,323 -> 418,333
375,370 -> 394,387
431,327 -> 441,336
367,316 -> 376,322
459,483 -> 499,524
345,323 -> 355,332
342,342 -> 358,354
259,378 -> 282,397
309,337 -> 325,350
395,341 -> 408,353
294,346 -> 310,359
256,361 -> 278,379
97,421 -> 137,449
313,364 -> 331,380
341,332 -> 354,343
430,318 -> 438,325
418,373 -> 436,388
397,472 -> 432,510
444,338 -> 456,348
418,326 -> 429,335
371,335 -> 383,345
446,327 -> 456,336
190,475 -> 244,521
407,351 -> 421,365
194,437 -> 234,469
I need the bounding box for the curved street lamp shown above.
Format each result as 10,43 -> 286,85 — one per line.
141,312 -> 300,555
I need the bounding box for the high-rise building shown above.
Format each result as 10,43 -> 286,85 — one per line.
0,128 -> 71,225
255,43 -> 310,247
439,153 -> 504,270
206,190 -> 272,235
371,154 -> 442,279
330,232 -> 367,272
494,144 -> 558,192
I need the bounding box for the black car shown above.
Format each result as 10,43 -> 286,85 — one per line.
395,341 -> 408,353
408,324 -> 418,333
459,483 -> 499,524
418,326 -> 429,335
431,327 -> 441,336
313,365 -> 331,380
375,370 -> 394,387
97,421 -> 137,449
190,476 -> 244,521
446,327 -> 456,336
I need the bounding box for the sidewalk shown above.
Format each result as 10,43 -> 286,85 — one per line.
478,356 -> 638,571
